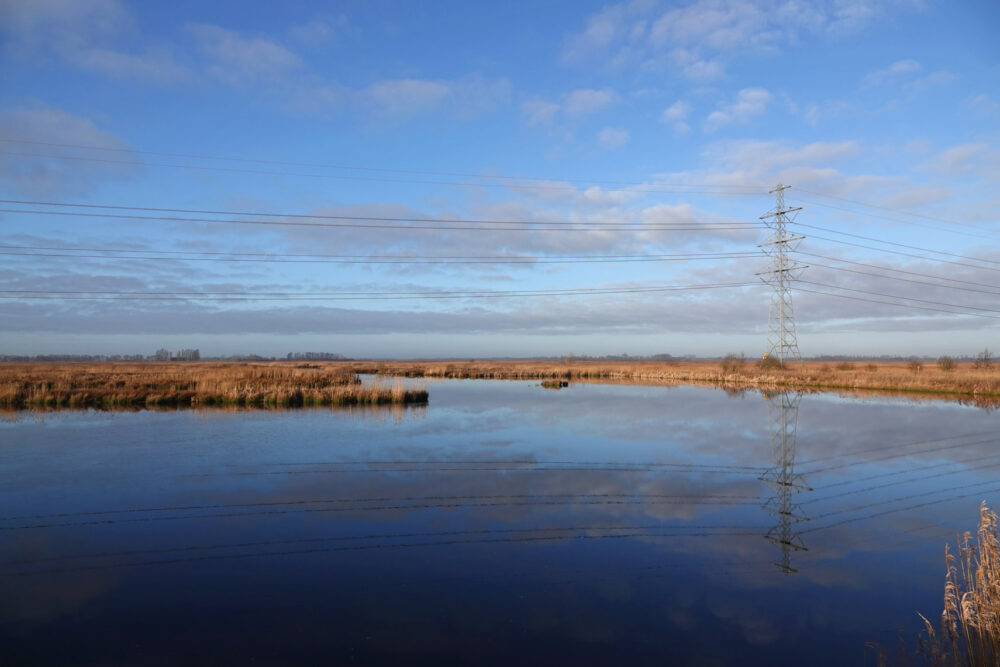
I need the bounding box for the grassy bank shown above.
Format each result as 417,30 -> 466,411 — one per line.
2,359 -> 997,410
363,359 -> 1000,406
0,362 -> 428,409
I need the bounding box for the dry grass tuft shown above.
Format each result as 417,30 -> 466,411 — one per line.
920,502 -> 1000,666
0,362 -> 427,409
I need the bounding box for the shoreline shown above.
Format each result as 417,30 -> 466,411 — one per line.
1,360 -> 997,410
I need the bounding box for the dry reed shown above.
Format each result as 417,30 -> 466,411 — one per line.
920,502 -> 1000,666
360,360 -> 1000,406
0,362 -> 427,409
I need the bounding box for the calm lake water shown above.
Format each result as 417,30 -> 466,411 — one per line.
2,379 -> 999,665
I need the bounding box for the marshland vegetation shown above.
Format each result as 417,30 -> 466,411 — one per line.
1,357 -> 998,410
921,503 -> 999,666
364,358 -> 1000,404
0,362 -> 427,409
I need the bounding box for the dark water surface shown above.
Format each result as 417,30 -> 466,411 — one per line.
3,380 -> 999,665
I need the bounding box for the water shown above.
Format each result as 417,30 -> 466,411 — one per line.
2,379 -> 998,665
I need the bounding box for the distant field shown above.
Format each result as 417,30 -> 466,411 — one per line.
1,359 -> 998,409
0,362 -> 427,409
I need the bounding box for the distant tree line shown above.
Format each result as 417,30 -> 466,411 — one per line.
285,352 -> 347,361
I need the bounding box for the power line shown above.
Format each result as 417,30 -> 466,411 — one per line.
800,235 -> 1000,274
0,150 -> 767,196
0,138 -> 769,193
0,281 -> 757,302
795,286 -> 1000,320
789,195 -> 998,240
794,186 -> 989,230
804,261 -> 1000,297
790,221 -> 1000,267
0,199 -> 762,228
0,244 -> 761,266
0,207 -> 762,233
800,280 -> 1000,315
795,250 -> 1000,291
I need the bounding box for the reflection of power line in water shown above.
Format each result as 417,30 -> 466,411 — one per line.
804,458 -> 1000,504
385,558 -> 784,593
802,482 -> 1000,534
1,497 -> 762,531
259,460 -> 765,471
3,524 -> 763,566
185,465 -> 758,477
797,430 -> 996,467
801,436 -> 998,475
807,451 -> 1000,493
0,492 -> 762,522
809,477 -> 1000,521
2,529 -> 767,577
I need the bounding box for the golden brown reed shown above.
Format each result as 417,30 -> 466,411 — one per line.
0,362 -> 427,409
362,359 -> 1000,406
920,503 -> 1000,666
2,359 -> 997,410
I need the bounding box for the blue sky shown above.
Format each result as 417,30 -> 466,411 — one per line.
0,0 -> 998,358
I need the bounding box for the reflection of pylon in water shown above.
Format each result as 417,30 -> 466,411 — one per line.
759,391 -> 811,574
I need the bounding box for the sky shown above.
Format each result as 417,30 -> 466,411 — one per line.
0,0 -> 998,359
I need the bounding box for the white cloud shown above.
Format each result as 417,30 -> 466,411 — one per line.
665,48 -> 726,81
560,0 -> 650,64
649,0 -> 773,51
188,24 -> 302,86
287,15 -> 350,49
564,88 -> 620,115
903,71 -> 955,95
447,75 -> 513,117
72,47 -> 189,83
0,0 -> 188,83
661,100 -> 692,134
358,76 -> 511,119
362,79 -> 451,116
0,0 -> 130,53
561,0 -> 921,74
522,100 -> 561,126
519,88 -> 619,130
597,127 -> 630,149
922,144 -> 999,181
864,58 -> 921,86
803,99 -> 853,126
0,104 -> 139,196
965,94 -> 1000,114
704,87 -> 772,130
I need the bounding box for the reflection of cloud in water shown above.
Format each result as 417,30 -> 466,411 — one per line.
2,379 -> 998,662
1,565 -> 119,624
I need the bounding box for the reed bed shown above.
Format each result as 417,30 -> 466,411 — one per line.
921,503 -> 1000,666
0,362 -> 427,409
364,360 -> 1000,406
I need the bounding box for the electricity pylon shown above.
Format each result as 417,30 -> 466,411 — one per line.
758,184 -> 805,365
759,391 -> 810,574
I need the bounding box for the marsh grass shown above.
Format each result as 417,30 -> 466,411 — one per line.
0,362 -> 427,409
920,503 -> 1000,666
363,360 -> 1000,406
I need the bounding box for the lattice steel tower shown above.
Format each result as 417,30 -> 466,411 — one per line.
758,184 -> 806,365
759,391 -> 810,574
